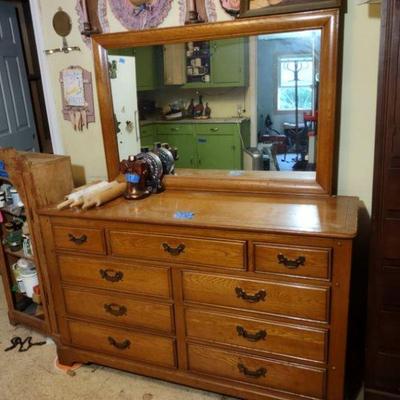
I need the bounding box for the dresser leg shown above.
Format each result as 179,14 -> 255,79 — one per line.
57,347 -> 78,367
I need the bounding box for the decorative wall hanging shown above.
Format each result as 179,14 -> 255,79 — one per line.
45,8 -> 80,55
220,0 -> 240,16
76,0 -> 109,47
240,0 -> 343,18
59,66 -> 95,131
109,0 -> 173,30
181,0 -> 217,24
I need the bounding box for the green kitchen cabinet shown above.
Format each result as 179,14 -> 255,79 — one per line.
109,47 -> 161,91
134,46 -> 162,91
140,121 -> 250,170
156,124 -> 195,169
139,124 -> 155,148
196,134 -> 237,170
194,123 -> 246,170
210,38 -> 248,87
182,38 -> 248,89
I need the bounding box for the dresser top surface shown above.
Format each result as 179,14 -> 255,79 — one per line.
39,191 -> 359,238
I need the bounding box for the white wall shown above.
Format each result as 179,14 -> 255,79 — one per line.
35,0 -> 381,212
338,3 -> 381,212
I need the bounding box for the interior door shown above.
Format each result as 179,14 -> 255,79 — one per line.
0,3 -> 39,151
109,55 -> 140,160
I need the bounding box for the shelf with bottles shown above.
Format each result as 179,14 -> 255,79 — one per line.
0,180 -> 43,321
186,41 -> 211,84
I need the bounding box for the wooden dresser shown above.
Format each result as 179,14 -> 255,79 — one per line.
38,191 -> 358,400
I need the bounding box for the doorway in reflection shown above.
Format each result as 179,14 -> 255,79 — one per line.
256,30 -> 321,172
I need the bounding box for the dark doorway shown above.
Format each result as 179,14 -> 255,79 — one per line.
0,0 -> 52,153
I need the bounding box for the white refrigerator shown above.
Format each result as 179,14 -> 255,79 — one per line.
108,55 -> 141,160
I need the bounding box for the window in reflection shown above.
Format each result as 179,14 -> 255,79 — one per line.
107,30 -> 321,173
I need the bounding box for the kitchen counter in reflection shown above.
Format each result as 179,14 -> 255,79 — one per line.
140,117 -> 250,126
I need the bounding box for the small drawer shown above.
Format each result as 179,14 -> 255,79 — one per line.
58,255 -> 171,299
187,343 -> 326,399
254,244 -> 331,280
53,225 -> 105,255
63,288 -> 174,333
156,124 -> 194,135
67,320 -> 176,368
185,308 -> 327,362
109,231 -> 246,270
195,124 -> 236,135
182,272 -> 329,322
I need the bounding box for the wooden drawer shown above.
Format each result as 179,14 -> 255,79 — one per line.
63,288 -> 173,333
67,320 -> 176,368
109,231 -> 246,270
58,255 -> 171,299
53,225 -> 106,255
156,124 -> 194,135
254,244 -> 331,280
185,308 -> 327,362
195,124 -> 236,135
188,343 -> 326,399
182,272 -> 329,322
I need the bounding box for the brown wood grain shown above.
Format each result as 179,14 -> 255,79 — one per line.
182,271 -> 330,322
366,1 -> 400,398
91,10 -> 340,196
57,254 -> 171,299
0,149 -> 73,335
63,287 -> 174,333
187,343 -> 327,398
39,192 -> 359,239
38,188 -> 358,399
109,230 -> 246,270
254,243 -> 331,280
67,319 -> 176,368
185,308 -> 328,362
53,225 -> 106,255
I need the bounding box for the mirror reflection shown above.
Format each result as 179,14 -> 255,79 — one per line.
108,29 -> 321,172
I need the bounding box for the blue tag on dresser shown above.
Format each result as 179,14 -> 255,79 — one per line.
174,211 -> 195,220
229,170 -> 244,176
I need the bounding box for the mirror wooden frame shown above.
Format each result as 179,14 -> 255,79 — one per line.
92,9 -> 340,196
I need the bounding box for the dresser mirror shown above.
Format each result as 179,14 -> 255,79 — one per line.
93,10 -> 339,195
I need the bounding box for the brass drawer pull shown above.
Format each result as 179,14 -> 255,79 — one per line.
99,269 -> 124,283
277,253 -> 306,269
104,303 -> 127,317
235,287 -> 266,303
210,127 -> 219,132
237,363 -> 267,379
68,233 -> 87,245
162,243 -> 185,256
236,326 -> 267,342
108,336 -> 130,350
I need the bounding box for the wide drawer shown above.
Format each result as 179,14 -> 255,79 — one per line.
188,343 -> 326,399
63,287 -> 174,333
195,123 -> 237,135
182,272 -> 329,322
156,124 -> 194,135
58,255 -> 171,299
67,320 -> 176,368
185,308 -> 327,362
254,244 -> 331,280
53,225 -> 106,255
109,231 -> 246,270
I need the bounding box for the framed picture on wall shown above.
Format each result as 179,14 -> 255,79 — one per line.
240,0 -> 344,18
